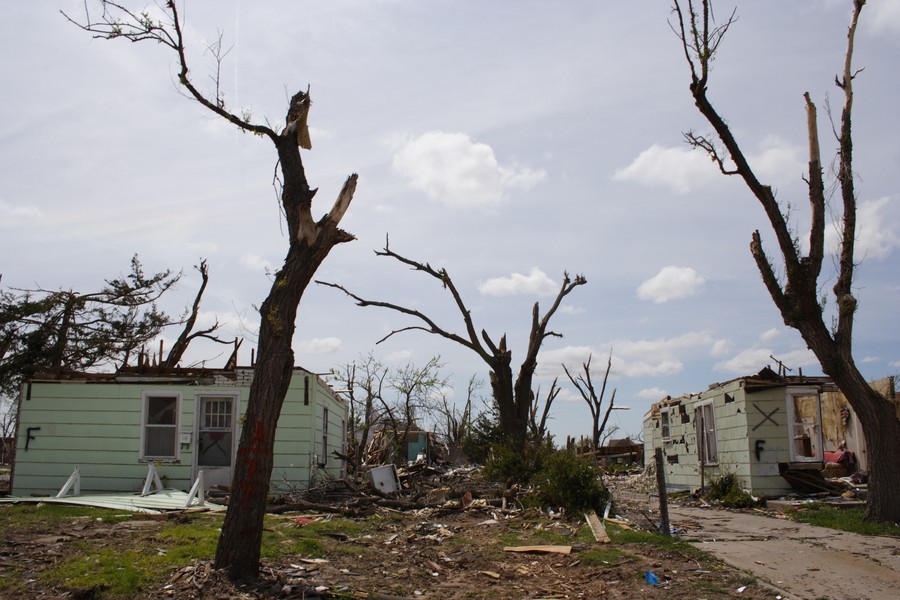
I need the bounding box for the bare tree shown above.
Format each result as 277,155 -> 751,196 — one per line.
162,260 -> 232,367
672,0 -> 900,522
563,352 -> 617,451
529,377 -> 560,443
67,1 -> 359,578
331,354 -> 388,472
383,357 -> 448,463
319,240 -> 586,449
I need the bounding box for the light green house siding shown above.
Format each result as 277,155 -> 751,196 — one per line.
13,367 -> 346,497
644,373 -> 832,497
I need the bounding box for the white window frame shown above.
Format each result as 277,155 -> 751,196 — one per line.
694,401 -> 718,466
660,408 -> 672,440
786,387 -> 824,463
140,391 -> 182,462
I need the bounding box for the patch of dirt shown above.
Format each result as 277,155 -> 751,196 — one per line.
1,498 -> 773,599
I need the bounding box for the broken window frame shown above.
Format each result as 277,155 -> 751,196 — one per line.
785,387 -> 824,463
694,401 -> 718,466
660,408 -> 672,440
139,391 -> 182,462
320,406 -> 329,467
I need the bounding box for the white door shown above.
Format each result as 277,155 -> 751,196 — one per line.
195,394 -> 237,490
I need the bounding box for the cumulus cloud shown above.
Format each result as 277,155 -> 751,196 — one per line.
540,332 -> 717,380
748,136 -> 805,186
614,137 -> 802,195
715,347 -> 818,374
637,387 -> 669,400
612,144 -> 718,194
865,0 -> 900,36
297,337 -> 342,355
859,356 -> 879,364
637,266 -> 705,303
479,267 -> 558,296
614,358 -> 683,377
824,197 -> 900,261
890,359 -> 900,369
390,131 -> 546,208
710,339 -> 731,358
759,328 -> 780,343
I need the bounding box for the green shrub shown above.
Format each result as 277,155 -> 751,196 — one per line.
482,441 -> 553,484
704,473 -> 758,509
531,451 -> 609,515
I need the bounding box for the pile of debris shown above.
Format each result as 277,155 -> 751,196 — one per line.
269,465 -> 513,518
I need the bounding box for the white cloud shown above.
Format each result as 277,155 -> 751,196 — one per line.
860,356 -> 879,364
637,387 -> 669,400
539,332 -> 714,380
479,267 -> 558,297
615,358 -> 683,377
613,144 -> 718,194
710,339 -> 732,358
614,137 -> 803,195
715,347 -> 818,374
616,331 -> 714,363
385,350 -> 414,364
865,0 -> 900,36
390,131 -> 546,208
748,136 -> 805,186
889,359 -> 900,369
637,266 -> 705,303
759,328 -> 780,343
240,253 -> 275,273
298,337 -> 342,355
853,197 -> 898,260
0,200 -> 43,225
559,305 -> 586,315
824,197 -> 900,261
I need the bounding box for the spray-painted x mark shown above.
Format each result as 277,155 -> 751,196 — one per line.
752,404 -> 780,431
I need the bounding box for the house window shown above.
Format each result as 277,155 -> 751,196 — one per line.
660,409 -> 671,440
787,388 -> 823,463
320,407 -> 329,467
141,393 -> 180,460
694,401 -> 718,465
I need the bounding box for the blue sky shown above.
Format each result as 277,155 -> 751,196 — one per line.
2,1 -> 898,441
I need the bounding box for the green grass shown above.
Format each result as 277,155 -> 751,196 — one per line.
1,503 -> 133,533
784,505 -> 900,537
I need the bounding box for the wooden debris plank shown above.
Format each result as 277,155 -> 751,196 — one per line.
503,545 -> 572,555
585,511 -> 611,544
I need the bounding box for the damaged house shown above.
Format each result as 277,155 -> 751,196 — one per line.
643,367 -> 893,497
10,365 -> 347,497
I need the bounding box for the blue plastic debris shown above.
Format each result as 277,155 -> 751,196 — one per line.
645,571 -> 660,585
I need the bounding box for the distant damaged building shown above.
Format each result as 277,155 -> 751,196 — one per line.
643,367 -> 894,497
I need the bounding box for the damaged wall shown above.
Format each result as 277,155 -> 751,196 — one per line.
13,367 -> 347,497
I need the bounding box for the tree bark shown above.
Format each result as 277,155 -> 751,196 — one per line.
214,137 -> 356,580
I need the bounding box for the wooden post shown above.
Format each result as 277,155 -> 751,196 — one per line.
654,447 -> 671,536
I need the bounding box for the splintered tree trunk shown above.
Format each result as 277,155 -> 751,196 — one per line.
214,136 -> 356,580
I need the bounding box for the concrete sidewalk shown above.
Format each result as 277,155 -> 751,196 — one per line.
667,504 -> 900,600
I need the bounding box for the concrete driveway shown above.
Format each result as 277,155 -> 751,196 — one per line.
667,504 -> 900,600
